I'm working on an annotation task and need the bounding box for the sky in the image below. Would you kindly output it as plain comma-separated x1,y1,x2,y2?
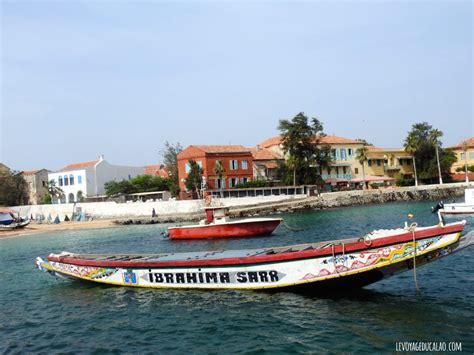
1,0,472,171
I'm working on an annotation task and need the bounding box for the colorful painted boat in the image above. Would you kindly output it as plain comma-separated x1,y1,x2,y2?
35,220,473,292
432,188,474,215
167,207,281,239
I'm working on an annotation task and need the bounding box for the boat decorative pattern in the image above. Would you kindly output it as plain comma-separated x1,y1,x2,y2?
305,236,442,280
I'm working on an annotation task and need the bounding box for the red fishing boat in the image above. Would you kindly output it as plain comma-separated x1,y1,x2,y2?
167,207,281,240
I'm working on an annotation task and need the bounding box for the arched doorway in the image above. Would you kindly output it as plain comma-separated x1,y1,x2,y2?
68,193,75,203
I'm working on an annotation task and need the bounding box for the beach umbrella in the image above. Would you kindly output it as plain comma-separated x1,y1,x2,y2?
64,215,70,222
53,215,60,224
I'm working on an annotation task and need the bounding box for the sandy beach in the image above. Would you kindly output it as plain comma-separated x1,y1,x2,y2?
0,219,117,239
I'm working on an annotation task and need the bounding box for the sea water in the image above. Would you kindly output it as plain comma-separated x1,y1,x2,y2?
1,201,473,353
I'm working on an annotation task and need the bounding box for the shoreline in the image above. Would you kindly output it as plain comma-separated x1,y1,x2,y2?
2,183,472,239
0,219,117,239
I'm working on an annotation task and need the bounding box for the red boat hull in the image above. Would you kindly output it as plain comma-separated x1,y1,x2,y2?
168,219,281,239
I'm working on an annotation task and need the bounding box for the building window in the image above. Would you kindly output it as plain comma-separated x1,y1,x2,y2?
229,177,238,187
242,177,248,184
58,176,63,186
355,168,359,174
340,149,346,161
63,175,69,186
78,175,82,184
197,161,203,168
242,160,248,170
42,181,46,187
460,152,465,160
377,160,381,166
69,174,74,185
128,174,132,180
185,163,191,173
331,149,336,160
230,160,238,170
469,152,474,160
217,178,226,189
368,160,372,167
348,148,353,157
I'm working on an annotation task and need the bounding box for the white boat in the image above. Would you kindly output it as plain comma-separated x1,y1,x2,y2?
433,188,474,215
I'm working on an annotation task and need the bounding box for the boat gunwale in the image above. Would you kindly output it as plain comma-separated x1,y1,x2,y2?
167,218,282,230
47,222,465,268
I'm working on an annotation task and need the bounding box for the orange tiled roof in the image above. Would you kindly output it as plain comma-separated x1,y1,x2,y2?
192,145,251,153
451,137,474,149
259,134,361,148
61,160,99,171
319,134,360,145
21,170,39,176
250,147,283,160
145,165,170,177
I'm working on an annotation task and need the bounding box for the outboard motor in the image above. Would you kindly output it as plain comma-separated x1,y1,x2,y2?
431,201,444,213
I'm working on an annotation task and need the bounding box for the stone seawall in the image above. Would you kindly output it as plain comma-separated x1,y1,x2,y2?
229,183,472,217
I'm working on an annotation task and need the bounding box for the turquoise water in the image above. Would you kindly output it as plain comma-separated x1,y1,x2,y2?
1,201,473,353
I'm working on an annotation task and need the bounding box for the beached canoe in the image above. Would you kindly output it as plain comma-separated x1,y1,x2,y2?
35,220,472,292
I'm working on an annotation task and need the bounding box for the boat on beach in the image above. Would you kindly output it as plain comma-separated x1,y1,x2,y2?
167,206,282,239
0,209,30,231
432,188,474,215
35,219,473,292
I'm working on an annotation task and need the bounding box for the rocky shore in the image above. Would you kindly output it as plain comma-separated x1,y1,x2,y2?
114,183,471,225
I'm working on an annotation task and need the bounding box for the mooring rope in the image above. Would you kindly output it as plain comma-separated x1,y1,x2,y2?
409,222,421,293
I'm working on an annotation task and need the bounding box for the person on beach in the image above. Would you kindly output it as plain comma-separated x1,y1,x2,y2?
152,208,157,218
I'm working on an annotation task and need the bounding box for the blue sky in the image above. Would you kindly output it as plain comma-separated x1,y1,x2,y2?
1,1,472,171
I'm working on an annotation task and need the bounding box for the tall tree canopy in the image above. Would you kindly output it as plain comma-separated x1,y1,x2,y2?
278,112,331,185
404,122,456,183
160,141,182,197
184,160,203,198
0,169,28,206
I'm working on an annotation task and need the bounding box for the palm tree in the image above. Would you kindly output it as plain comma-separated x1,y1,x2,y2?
429,129,443,184
404,134,419,187
214,160,225,197
461,140,469,183
47,179,63,204
355,145,369,190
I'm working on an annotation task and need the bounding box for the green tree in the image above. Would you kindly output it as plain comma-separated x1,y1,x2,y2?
160,141,182,197
104,180,135,197
404,134,419,186
214,160,225,197
355,145,369,190
45,179,64,204
429,128,443,184
278,112,331,186
184,160,203,198
404,122,455,184
0,169,29,206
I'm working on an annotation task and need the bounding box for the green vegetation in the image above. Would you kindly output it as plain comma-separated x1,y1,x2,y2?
355,144,369,190
160,141,182,197
234,180,268,189
184,160,203,198
396,177,416,187
0,169,28,206
105,175,170,197
456,165,474,173
277,112,332,186
404,122,456,184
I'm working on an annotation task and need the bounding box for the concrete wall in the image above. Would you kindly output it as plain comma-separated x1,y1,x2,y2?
11,194,307,220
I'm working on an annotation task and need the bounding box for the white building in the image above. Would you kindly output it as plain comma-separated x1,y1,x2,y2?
48,156,145,203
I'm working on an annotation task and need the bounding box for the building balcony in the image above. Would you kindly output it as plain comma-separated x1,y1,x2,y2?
321,173,352,180
384,165,401,171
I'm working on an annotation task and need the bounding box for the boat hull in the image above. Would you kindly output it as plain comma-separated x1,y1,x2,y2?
168,219,281,239
36,228,473,292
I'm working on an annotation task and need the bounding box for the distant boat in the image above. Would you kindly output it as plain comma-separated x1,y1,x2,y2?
0,209,30,230
35,220,472,292
167,207,281,240
432,188,474,215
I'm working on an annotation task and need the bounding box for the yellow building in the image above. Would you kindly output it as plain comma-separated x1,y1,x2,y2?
449,137,474,173
365,147,415,180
